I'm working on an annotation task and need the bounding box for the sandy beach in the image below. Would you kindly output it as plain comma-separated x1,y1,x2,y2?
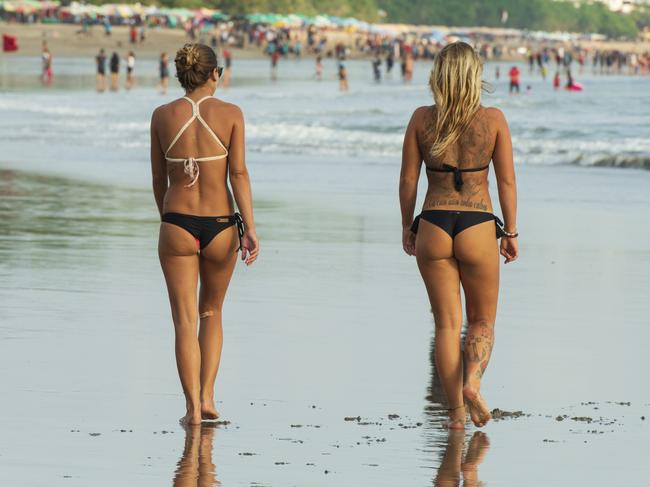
1,49,649,485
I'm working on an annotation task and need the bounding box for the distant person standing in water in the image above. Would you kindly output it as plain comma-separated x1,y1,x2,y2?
96,48,107,92
270,49,280,81
150,43,259,425
372,55,382,82
386,52,394,78
41,41,53,85
508,65,520,94
221,48,232,88
338,60,348,91
553,71,561,89
109,52,120,91
160,52,170,94
400,42,518,430
404,51,414,82
315,55,323,80
126,51,135,90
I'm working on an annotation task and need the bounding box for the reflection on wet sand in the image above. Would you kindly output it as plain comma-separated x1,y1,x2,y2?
434,431,490,487
426,334,491,486
173,424,219,487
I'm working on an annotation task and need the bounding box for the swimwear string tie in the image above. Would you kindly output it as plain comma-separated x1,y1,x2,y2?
442,163,464,191
183,157,200,188
494,216,506,239
233,212,245,251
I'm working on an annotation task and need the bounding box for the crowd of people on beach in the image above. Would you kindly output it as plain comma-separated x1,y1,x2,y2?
28,15,650,94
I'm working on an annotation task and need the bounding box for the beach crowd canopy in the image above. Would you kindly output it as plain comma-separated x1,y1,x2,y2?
0,0,611,43
0,1,376,31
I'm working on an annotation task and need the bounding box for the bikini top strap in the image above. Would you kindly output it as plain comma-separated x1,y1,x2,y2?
425,163,490,191
425,163,490,173
164,96,228,158
460,164,491,173
194,96,228,154
164,97,199,157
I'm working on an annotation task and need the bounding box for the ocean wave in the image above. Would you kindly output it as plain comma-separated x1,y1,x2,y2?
592,156,650,169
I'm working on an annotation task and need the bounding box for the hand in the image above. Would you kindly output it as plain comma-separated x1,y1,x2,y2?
403,227,416,256
500,237,518,264
240,230,259,266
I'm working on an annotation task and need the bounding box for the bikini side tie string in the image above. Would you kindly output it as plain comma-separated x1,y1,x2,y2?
233,212,245,251
183,157,200,188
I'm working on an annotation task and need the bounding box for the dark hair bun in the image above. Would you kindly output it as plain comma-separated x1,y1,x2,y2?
174,43,218,92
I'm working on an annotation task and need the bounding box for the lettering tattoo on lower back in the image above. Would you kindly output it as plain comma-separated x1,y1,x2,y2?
424,197,488,211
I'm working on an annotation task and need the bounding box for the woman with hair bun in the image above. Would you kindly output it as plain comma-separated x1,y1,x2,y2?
399,42,518,430
150,43,259,425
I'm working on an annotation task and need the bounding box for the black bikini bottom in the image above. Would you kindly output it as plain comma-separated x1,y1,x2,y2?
161,212,244,250
411,210,505,239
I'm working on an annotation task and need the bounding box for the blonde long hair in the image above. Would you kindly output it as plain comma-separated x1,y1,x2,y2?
427,42,484,158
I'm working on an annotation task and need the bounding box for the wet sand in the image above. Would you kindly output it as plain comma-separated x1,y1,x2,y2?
0,160,649,485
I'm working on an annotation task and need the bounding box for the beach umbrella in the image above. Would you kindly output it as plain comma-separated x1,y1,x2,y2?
7,0,41,14
312,15,332,27
1,1,16,12
116,5,134,18
97,4,116,17
197,7,214,19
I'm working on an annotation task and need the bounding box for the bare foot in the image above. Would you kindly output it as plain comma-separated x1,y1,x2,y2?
463,385,491,427
447,405,466,430
179,410,202,426
201,400,220,421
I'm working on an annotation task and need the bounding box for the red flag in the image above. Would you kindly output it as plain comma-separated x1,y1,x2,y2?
3,34,18,52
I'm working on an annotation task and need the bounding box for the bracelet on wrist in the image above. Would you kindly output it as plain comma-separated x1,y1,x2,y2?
503,230,518,238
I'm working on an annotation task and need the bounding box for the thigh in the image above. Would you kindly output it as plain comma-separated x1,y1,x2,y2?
416,222,461,322
159,223,200,324
198,225,238,310
454,221,499,321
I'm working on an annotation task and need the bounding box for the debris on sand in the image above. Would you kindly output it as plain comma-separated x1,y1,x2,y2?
239,452,257,456
89,432,101,437
490,408,527,420
387,414,400,420
344,416,361,422
570,416,593,423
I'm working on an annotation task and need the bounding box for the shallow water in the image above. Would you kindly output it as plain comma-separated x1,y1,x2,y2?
1,57,649,485
1,56,650,170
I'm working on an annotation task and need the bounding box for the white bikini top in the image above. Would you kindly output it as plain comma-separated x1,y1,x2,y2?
165,96,228,188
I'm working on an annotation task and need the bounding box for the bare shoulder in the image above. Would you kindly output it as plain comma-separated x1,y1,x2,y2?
484,106,508,126
412,105,433,122
150,103,165,121
205,99,244,122
151,100,176,122
407,105,433,135
150,103,170,131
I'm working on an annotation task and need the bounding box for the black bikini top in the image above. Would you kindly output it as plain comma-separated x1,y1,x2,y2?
426,163,490,191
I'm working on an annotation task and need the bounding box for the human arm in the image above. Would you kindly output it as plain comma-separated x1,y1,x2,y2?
490,108,518,263
150,108,168,217
228,106,259,266
399,107,425,256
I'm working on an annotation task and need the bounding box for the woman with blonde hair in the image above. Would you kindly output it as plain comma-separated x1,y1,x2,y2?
150,43,259,425
399,42,518,429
